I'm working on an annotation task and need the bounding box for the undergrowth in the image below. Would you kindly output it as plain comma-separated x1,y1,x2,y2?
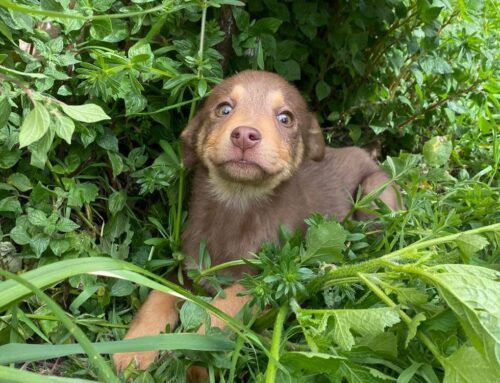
0,0,499,382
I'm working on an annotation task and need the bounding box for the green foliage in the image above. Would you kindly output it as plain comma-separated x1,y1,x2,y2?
0,0,499,382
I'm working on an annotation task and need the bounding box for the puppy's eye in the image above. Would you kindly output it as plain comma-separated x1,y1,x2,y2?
277,112,294,126
216,103,233,117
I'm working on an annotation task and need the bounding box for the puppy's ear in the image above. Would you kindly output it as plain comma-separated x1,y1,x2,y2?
306,114,325,161
180,112,202,168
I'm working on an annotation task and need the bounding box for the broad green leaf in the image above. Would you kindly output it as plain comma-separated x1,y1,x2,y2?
108,151,124,177
443,346,499,383
19,102,50,148
333,360,394,382
27,208,49,226
298,307,400,351
108,190,127,215
0,196,21,214
180,300,209,331
10,226,31,245
60,103,110,123
455,234,489,259
29,130,54,169
56,217,80,233
423,136,452,167
53,112,75,144
281,352,346,375
7,173,32,192
29,233,50,257
0,148,21,169
315,80,331,101
0,334,234,364
423,265,500,374
67,183,99,208
305,220,347,264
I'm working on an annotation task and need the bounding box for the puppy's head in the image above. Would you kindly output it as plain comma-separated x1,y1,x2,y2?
182,70,325,205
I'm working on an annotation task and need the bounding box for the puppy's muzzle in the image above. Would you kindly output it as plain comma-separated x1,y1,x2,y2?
230,126,262,151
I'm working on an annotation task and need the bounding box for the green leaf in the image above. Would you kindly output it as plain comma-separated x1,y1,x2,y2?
397,362,423,383
405,312,426,347
305,220,347,264
29,233,50,257
334,360,394,382
10,226,31,245
455,234,489,259
281,352,346,374
315,80,331,101
27,208,49,226
0,334,234,364
0,96,11,128
67,183,99,208
298,307,400,351
60,103,110,123
0,196,21,214
7,173,32,192
107,151,124,178
274,59,301,81
180,300,209,331
443,346,499,383
110,279,134,297
423,136,452,167
19,102,50,148
56,217,80,233
108,191,127,216
53,112,75,144
0,366,95,383
423,265,500,374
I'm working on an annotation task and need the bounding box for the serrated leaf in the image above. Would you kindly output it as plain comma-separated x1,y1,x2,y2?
305,220,347,264
56,217,80,233
443,346,499,383
334,360,394,382
19,103,50,148
67,183,99,208
424,265,500,374
27,208,48,226
29,233,50,257
180,300,209,331
108,190,127,216
405,312,426,347
7,173,32,192
60,103,110,123
299,307,400,351
53,112,75,144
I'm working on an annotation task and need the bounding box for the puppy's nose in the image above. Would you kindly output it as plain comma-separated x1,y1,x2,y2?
230,126,261,150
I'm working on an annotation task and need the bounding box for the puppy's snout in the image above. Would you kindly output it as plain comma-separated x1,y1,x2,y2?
230,126,261,150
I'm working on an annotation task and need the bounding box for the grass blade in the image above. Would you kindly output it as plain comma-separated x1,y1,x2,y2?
0,366,97,383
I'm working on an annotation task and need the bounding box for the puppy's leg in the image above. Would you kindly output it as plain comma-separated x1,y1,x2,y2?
356,170,399,220
113,290,180,371
187,284,251,383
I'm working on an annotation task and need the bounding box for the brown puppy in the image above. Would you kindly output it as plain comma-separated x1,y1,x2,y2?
113,71,398,374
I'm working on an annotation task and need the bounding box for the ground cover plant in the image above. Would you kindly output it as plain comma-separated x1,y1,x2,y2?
0,0,499,382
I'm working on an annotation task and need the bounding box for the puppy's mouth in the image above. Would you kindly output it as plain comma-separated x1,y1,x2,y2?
217,158,269,183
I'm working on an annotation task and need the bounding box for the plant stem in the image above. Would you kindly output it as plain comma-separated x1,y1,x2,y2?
310,222,500,291
0,269,120,383
264,304,288,383
358,273,444,363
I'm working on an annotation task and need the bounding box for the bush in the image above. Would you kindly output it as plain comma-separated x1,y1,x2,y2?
0,0,498,382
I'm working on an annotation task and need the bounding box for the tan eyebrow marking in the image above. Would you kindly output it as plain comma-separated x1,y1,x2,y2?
230,85,245,100
270,90,285,109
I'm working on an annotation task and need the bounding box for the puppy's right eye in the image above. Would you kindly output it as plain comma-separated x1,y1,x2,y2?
216,103,233,117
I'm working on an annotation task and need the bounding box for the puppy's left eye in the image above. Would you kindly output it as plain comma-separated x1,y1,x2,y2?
277,112,294,126
216,103,233,117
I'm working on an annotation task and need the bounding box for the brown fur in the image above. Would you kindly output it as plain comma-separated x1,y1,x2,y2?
113,71,399,380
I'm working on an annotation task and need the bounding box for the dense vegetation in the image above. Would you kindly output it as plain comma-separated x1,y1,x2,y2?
0,0,499,382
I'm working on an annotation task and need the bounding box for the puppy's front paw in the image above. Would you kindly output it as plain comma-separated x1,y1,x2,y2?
113,350,158,372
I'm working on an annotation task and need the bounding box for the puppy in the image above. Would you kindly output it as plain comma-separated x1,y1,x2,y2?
113,71,398,375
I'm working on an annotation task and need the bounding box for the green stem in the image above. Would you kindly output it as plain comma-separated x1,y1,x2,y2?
358,273,444,363
310,222,500,291
174,153,185,250
0,0,168,20
0,269,120,383
265,304,288,383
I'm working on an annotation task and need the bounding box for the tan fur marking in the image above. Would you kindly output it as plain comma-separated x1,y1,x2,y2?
230,84,245,101
269,90,285,110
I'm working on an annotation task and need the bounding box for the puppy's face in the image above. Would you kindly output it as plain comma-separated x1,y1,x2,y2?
182,71,325,203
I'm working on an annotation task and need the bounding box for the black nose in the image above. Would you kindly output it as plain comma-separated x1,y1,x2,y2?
230,126,262,150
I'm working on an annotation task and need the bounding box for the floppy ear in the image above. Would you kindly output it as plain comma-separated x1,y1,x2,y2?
306,114,325,161
180,112,202,168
